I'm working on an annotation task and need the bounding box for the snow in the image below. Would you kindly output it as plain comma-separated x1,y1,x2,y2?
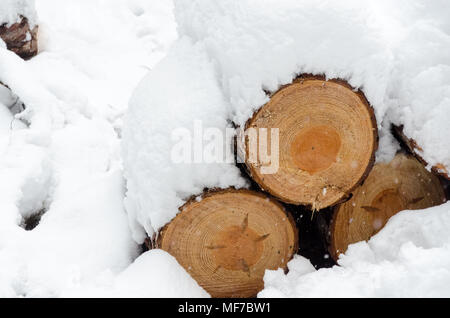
0,0,201,297
0,0,37,27
260,202,450,298
63,250,210,298
1,0,450,297
122,38,247,240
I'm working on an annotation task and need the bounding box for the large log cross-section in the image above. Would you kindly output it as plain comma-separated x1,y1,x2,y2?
242,75,378,210
159,189,298,298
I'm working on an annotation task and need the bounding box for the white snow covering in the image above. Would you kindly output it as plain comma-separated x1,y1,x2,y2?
0,0,37,27
0,0,209,298
260,202,450,298
1,0,449,297
63,250,209,298
122,38,247,241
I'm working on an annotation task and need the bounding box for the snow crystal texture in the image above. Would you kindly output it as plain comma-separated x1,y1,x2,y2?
0,0,37,26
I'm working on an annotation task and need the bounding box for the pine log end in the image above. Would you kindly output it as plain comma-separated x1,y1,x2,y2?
159,189,298,298
330,154,446,261
243,75,378,210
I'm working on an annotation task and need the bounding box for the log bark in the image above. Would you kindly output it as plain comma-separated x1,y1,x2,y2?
329,153,446,261
158,188,298,298
0,81,15,107
241,75,378,210
0,17,38,60
393,125,450,180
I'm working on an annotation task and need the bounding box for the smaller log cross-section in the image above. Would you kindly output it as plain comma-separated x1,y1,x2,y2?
330,154,446,261
159,189,298,298
244,75,378,210
0,17,38,60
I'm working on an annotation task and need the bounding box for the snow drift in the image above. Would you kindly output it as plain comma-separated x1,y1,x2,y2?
0,0,188,297
260,202,450,297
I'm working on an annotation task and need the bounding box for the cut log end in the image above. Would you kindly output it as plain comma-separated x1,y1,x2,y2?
159,189,298,298
330,154,446,261
0,17,38,60
243,75,378,210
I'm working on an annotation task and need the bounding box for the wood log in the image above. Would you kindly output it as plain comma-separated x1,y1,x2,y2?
393,125,450,180
329,153,446,261
158,189,298,298
242,75,378,210
0,17,38,60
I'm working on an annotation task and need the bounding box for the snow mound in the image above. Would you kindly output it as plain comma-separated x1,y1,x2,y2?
64,250,209,298
0,0,37,26
0,0,177,297
123,38,247,241
260,202,450,298
123,0,450,239
110,250,209,298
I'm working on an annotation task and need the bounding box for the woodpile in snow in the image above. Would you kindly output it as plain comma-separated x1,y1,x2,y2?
159,75,448,298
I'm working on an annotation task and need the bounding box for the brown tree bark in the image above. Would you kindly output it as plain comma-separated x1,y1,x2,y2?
0,17,38,60
393,125,450,180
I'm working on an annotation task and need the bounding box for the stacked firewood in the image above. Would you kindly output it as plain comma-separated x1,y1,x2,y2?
158,75,447,297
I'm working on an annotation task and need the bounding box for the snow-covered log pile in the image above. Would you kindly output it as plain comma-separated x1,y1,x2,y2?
123,0,450,297
0,0,38,59
1,0,450,299
124,0,450,238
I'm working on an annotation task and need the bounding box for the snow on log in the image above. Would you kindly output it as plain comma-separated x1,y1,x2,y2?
158,189,298,298
329,153,446,261
0,17,38,60
393,125,450,180
0,81,14,107
242,75,378,210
